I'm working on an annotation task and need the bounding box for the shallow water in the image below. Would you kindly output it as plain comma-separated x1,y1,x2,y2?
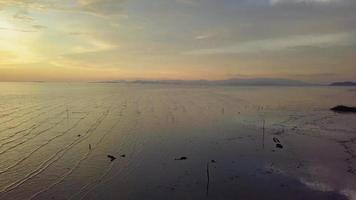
0,83,355,200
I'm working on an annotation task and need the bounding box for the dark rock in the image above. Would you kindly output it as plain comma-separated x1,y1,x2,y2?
175,156,187,160
107,155,116,162
276,144,283,149
121,154,126,158
331,105,356,114
211,160,216,163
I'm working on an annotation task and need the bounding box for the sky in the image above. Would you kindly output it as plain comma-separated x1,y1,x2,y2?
0,0,355,82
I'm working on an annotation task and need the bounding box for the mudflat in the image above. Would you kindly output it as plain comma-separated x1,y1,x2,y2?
0,83,355,200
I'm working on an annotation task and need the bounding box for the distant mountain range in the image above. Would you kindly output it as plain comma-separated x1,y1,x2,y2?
97,79,356,87
329,82,356,86
99,78,315,86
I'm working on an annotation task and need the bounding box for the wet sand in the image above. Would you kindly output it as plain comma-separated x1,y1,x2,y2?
0,83,355,200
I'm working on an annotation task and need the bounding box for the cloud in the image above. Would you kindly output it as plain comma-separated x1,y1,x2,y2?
0,0,50,10
268,0,356,7
186,32,355,55
0,0,128,16
175,0,200,6
67,31,92,36
195,34,213,40
0,0,355,81
0,26,37,33
76,0,128,16
32,24,46,30
0,51,18,64
13,9,34,21
270,0,341,5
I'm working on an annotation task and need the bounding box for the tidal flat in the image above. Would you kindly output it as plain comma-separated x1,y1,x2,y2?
0,83,355,200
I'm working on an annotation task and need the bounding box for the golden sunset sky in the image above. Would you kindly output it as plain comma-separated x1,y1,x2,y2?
0,0,355,82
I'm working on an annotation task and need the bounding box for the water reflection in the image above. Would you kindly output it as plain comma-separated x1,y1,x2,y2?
0,83,355,200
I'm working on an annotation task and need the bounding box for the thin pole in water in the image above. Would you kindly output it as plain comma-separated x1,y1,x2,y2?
66,105,69,123
206,162,210,197
262,119,265,149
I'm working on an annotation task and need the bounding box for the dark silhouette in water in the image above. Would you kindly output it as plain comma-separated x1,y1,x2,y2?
273,137,284,149
174,157,187,160
331,105,356,113
273,137,280,143
107,155,116,162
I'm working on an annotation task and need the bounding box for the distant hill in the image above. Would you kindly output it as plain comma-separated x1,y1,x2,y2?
330,82,356,86
211,78,312,86
99,78,314,86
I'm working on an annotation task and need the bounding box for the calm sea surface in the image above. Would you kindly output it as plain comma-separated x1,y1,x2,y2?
0,82,355,200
